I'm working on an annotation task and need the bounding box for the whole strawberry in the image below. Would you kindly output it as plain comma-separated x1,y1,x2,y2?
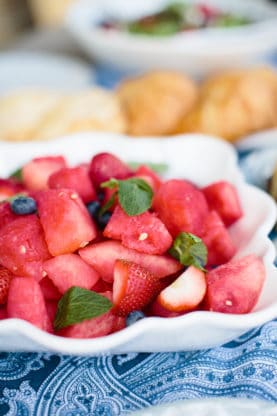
0,266,12,304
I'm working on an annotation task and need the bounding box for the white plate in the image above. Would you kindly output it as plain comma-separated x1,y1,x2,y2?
131,398,277,416
0,51,94,95
65,0,277,77
0,133,276,355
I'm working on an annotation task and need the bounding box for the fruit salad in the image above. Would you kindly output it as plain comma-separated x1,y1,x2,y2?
0,152,265,339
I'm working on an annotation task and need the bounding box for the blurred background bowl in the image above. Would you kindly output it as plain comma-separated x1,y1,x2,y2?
65,0,277,78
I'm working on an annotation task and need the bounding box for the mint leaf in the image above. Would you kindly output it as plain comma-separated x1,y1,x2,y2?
54,287,113,330
128,161,168,174
169,232,207,271
9,168,23,181
100,177,153,216
118,178,153,216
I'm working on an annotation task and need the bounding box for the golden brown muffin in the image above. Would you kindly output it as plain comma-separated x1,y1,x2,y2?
117,70,198,136
0,87,127,142
34,88,127,140
176,67,277,142
0,89,62,142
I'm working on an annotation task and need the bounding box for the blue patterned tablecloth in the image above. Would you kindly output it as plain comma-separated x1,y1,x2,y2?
1,61,277,416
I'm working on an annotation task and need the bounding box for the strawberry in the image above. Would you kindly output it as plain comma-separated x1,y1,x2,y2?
0,266,12,304
157,266,207,312
89,152,132,189
0,178,25,202
113,260,161,316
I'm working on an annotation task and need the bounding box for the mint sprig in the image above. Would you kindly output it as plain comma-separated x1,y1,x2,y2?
54,287,113,330
169,232,207,271
101,177,153,216
9,167,23,181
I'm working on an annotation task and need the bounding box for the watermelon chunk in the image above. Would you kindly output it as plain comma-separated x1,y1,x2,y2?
40,276,61,301
153,179,209,238
35,189,97,256
103,205,173,255
56,291,120,338
202,181,243,226
48,165,97,203
43,253,100,294
0,178,26,202
204,254,266,314
202,211,236,267
89,152,132,189
0,307,7,320
0,215,51,279
0,202,18,230
79,240,182,283
22,156,67,191
7,277,52,331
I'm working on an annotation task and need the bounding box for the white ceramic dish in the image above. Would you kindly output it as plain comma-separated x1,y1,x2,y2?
0,133,276,355
65,0,277,77
0,51,94,95
131,398,277,416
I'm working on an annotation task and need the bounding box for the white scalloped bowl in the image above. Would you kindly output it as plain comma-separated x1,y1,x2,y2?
0,133,276,355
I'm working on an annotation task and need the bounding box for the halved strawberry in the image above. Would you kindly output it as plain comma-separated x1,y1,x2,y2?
89,152,132,189
0,178,25,202
79,240,182,283
157,266,207,312
148,299,182,318
22,156,67,191
103,205,173,255
113,260,161,316
48,165,97,203
0,266,12,305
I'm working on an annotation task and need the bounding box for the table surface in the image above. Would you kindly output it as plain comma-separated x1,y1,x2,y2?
1,39,277,415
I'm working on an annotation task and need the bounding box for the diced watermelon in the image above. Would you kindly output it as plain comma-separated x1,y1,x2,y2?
0,307,7,319
91,278,113,293
153,179,209,237
40,276,61,301
56,291,118,338
46,300,58,323
22,156,67,191
202,181,243,227
202,211,236,267
43,253,100,294
148,299,182,318
134,165,162,193
103,205,173,255
7,277,52,332
89,152,132,189
0,215,51,279
204,254,266,314
79,240,182,283
0,202,18,230
35,189,97,256
48,165,97,203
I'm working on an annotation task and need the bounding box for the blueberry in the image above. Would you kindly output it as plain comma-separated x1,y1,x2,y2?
97,211,112,230
97,191,105,202
126,311,145,327
86,200,101,220
10,196,37,215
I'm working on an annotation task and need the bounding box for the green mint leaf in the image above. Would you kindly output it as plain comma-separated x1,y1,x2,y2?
54,286,113,330
127,161,168,174
118,178,153,216
101,178,119,189
99,191,117,216
9,168,23,181
169,232,207,271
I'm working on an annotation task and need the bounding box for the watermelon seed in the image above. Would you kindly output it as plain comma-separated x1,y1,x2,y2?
70,193,78,200
138,232,148,241
79,241,89,248
19,245,26,254
225,300,233,306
